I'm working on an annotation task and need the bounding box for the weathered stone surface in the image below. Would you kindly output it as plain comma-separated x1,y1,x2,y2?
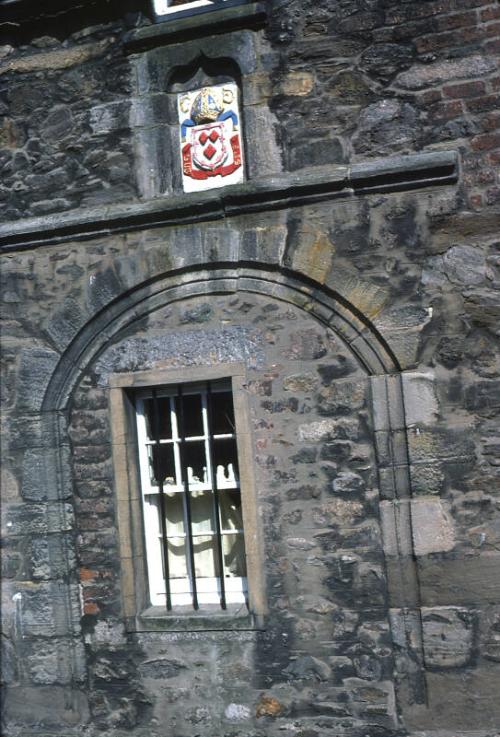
283,372,317,393
423,245,487,287
46,298,87,351
89,100,130,135
255,694,284,718
284,655,331,681
4,502,74,536
41,104,73,140
332,471,366,495
1,634,18,685
408,427,475,463
422,607,475,669
411,498,456,555
3,685,89,728
482,610,500,663
2,2,500,735
22,446,72,501
401,371,439,427
317,380,367,416
422,667,500,730
3,582,82,644
420,554,500,606
313,498,364,526
1,467,20,502
298,418,344,442
394,55,497,91
279,71,314,96
30,534,76,579
0,39,113,75
138,659,186,679
224,702,252,721
326,71,374,106
464,289,500,333
94,326,265,380
16,348,59,412
353,100,420,155
360,43,415,83
24,637,86,685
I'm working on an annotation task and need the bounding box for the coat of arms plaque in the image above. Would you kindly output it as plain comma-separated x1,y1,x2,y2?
178,83,244,193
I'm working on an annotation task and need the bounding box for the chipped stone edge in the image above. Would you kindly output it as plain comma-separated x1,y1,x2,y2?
0,150,458,252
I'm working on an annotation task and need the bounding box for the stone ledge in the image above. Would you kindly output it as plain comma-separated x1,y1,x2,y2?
128,604,264,632
0,150,458,253
124,2,267,51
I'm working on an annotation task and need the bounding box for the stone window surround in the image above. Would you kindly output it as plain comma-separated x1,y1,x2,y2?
109,362,267,632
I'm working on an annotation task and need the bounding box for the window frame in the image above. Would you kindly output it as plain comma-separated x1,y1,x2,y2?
135,381,247,609
152,0,248,22
109,363,266,631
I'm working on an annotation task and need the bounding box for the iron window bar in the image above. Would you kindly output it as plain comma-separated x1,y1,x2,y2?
205,381,227,610
176,385,199,610
150,389,172,611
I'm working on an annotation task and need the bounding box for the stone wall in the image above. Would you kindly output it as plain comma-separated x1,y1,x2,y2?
1,1,500,736
69,291,397,736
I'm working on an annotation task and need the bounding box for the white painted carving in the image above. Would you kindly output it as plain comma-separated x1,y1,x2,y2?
177,83,245,193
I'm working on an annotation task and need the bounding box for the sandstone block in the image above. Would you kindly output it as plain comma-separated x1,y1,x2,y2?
411,498,456,555
422,607,476,668
16,348,59,412
394,55,497,90
255,694,284,717
280,71,314,97
401,371,439,426
0,38,112,75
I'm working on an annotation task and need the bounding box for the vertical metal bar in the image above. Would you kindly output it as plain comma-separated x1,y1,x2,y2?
151,389,172,611
176,386,199,610
205,382,227,610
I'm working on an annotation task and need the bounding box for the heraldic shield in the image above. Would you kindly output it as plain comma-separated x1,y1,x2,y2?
178,83,244,193
192,122,228,171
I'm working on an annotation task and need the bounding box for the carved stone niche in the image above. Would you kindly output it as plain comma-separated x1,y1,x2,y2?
129,30,282,199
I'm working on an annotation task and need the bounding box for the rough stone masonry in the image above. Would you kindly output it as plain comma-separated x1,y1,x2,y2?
1,1,499,737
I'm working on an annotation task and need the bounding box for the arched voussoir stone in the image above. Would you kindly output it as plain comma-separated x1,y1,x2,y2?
42,263,401,412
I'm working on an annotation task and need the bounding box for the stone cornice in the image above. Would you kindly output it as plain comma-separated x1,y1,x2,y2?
0,150,458,253
123,2,267,51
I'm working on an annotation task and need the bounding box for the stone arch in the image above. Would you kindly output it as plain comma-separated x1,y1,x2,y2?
42,263,400,413
39,263,426,710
